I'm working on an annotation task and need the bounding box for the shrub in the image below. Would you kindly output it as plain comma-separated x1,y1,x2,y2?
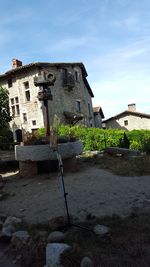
129,141,143,151
37,126,150,153
143,138,150,154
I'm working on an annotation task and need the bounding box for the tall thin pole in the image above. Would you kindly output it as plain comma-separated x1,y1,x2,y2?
44,99,50,136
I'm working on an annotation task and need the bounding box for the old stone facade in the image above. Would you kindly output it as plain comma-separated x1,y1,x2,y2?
0,60,95,140
93,106,105,128
103,104,150,130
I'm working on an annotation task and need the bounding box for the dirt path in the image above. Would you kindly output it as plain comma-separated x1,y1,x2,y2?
1,162,150,224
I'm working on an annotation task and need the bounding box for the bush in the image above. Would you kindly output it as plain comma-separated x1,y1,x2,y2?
37,125,150,153
129,141,143,151
143,138,150,154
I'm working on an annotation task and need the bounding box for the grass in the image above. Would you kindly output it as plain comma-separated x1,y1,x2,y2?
61,213,150,267
81,153,150,176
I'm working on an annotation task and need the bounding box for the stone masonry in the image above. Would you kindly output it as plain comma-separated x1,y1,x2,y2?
0,60,95,140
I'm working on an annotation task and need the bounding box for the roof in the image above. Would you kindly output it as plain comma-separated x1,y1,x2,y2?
0,62,88,77
93,106,105,118
0,61,94,97
103,110,150,123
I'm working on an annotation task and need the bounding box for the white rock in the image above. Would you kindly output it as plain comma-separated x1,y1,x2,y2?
46,243,71,267
2,225,15,235
81,257,94,267
93,224,109,236
47,231,65,243
3,216,22,228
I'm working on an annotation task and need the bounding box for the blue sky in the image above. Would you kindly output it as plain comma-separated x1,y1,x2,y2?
0,0,150,118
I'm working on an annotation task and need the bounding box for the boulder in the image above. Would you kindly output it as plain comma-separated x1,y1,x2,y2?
46,243,71,267
47,231,65,243
3,216,22,228
81,257,94,267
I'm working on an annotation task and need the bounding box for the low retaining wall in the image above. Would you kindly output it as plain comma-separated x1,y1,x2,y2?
15,141,83,161
15,141,83,176
105,147,141,156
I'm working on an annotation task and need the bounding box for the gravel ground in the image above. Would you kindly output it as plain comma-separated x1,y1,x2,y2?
1,162,150,224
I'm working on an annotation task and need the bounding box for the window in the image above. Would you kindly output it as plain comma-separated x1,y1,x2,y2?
32,120,36,125
124,120,128,126
24,81,29,89
25,90,30,101
11,98,14,105
32,129,38,134
24,81,30,101
23,113,27,123
16,105,20,115
61,68,75,89
61,68,68,86
8,78,12,88
75,70,80,81
15,97,19,103
88,102,91,116
12,106,15,116
76,100,81,113
10,97,20,116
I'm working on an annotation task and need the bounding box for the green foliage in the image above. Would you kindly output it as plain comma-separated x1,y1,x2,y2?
119,132,130,148
129,140,143,151
0,86,11,129
37,125,150,154
0,125,13,150
143,138,150,154
38,127,46,137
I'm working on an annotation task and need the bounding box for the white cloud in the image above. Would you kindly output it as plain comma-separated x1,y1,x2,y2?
44,36,96,52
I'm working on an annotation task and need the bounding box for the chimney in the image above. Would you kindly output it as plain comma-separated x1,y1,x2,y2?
12,59,22,69
128,103,136,112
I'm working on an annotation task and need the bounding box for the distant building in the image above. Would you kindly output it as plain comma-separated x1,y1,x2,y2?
0,59,96,141
93,106,105,128
103,104,150,130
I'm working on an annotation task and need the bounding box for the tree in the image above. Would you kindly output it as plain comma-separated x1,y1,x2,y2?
0,86,12,129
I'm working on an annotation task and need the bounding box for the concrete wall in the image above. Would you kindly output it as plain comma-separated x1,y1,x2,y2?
0,64,94,139
105,114,150,130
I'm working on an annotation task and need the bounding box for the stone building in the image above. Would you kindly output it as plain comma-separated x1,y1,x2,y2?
93,106,105,128
0,59,95,140
103,104,150,130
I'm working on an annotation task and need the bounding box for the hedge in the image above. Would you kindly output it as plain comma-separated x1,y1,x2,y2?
38,126,150,153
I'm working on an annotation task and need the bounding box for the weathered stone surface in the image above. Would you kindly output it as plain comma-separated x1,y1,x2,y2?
80,257,94,267
47,231,65,243
11,231,30,249
46,243,71,267
105,147,141,156
3,216,22,228
15,141,83,161
93,224,109,236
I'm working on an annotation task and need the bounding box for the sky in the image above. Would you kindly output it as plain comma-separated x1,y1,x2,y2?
0,0,150,119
